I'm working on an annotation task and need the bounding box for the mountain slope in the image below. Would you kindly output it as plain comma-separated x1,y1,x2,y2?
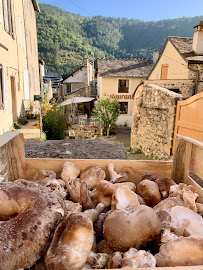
36,4,202,74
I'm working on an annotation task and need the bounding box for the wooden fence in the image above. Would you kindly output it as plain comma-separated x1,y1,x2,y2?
173,92,203,153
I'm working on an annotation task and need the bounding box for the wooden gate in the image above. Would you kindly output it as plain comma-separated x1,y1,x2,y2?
173,92,203,153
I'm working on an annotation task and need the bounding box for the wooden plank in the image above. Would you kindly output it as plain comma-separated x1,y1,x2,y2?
25,158,173,185
176,134,203,147
186,175,203,203
177,121,203,132
171,137,192,183
0,131,26,181
190,144,203,180
110,266,203,270
110,267,203,270
173,92,203,154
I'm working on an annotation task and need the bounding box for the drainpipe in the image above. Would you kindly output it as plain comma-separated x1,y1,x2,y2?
188,64,199,95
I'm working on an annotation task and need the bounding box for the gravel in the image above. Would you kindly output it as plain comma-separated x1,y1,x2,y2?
24,139,127,160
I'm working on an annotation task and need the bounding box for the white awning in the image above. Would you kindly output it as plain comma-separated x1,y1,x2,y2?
60,97,95,106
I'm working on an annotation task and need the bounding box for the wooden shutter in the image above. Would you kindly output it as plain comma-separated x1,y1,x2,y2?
23,70,30,100
0,0,2,24
19,16,23,48
10,0,16,39
3,0,9,32
161,64,168,80
2,64,7,109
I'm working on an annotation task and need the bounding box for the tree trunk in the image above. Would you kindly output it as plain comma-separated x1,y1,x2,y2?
107,127,110,137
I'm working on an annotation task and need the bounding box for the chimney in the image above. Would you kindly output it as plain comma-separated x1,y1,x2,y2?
153,50,159,64
83,58,88,66
193,21,203,55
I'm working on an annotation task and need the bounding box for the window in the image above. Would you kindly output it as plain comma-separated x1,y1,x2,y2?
119,102,128,114
32,67,35,91
169,89,180,94
0,68,3,109
23,70,30,100
3,0,15,39
66,84,71,94
118,79,129,93
161,64,168,80
0,64,7,109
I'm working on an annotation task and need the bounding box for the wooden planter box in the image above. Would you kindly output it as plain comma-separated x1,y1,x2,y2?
0,131,203,270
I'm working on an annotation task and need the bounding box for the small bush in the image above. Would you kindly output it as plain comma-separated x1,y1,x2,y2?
42,108,68,140
128,148,144,154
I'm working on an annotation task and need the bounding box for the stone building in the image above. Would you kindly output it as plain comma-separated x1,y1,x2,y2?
60,58,95,101
0,0,40,134
147,21,203,98
96,58,154,127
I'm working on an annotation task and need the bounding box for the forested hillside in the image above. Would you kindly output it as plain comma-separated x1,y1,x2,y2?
36,4,202,74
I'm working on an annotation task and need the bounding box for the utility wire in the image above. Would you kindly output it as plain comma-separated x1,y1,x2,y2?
162,54,187,67
68,0,94,17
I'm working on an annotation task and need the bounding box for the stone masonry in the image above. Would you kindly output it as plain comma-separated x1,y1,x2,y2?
131,84,184,159
146,79,195,98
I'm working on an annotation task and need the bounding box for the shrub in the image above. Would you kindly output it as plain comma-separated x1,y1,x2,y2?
42,108,68,140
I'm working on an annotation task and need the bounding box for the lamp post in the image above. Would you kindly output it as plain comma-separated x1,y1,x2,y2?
91,52,94,82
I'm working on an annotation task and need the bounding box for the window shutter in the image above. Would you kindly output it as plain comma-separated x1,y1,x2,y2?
3,0,9,32
2,64,7,109
0,0,2,24
23,70,30,100
161,64,169,80
10,0,16,39
19,16,23,48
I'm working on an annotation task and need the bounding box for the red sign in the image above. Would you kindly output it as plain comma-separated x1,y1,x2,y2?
106,94,133,99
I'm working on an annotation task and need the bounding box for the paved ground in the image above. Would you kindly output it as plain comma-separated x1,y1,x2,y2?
19,120,154,160
19,119,40,141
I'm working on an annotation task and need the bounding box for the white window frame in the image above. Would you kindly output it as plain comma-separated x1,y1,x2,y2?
3,0,15,39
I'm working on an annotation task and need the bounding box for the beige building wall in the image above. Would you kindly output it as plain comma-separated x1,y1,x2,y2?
23,0,40,108
0,0,40,134
148,41,189,80
98,76,143,127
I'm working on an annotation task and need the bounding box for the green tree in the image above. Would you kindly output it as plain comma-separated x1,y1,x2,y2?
93,97,120,137
42,108,68,140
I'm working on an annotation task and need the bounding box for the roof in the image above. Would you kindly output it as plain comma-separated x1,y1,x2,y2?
147,35,203,79
186,56,203,63
62,65,85,82
96,58,154,78
194,20,203,28
168,36,194,59
32,0,40,12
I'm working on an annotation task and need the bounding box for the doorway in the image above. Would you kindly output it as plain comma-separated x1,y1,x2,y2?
10,76,18,123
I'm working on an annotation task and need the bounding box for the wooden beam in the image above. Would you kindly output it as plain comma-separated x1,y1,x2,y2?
171,136,192,183
26,158,173,184
0,131,26,181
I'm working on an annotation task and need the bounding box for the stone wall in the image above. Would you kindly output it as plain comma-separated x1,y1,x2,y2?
131,84,184,159
69,125,100,139
188,63,203,93
146,79,195,98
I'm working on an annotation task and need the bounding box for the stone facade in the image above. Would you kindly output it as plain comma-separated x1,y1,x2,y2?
188,63,203,93
131,84,184,159
69,126,100,139
146,79,195,98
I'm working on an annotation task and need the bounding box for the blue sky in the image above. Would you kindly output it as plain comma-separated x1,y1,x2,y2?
38,0,203,21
